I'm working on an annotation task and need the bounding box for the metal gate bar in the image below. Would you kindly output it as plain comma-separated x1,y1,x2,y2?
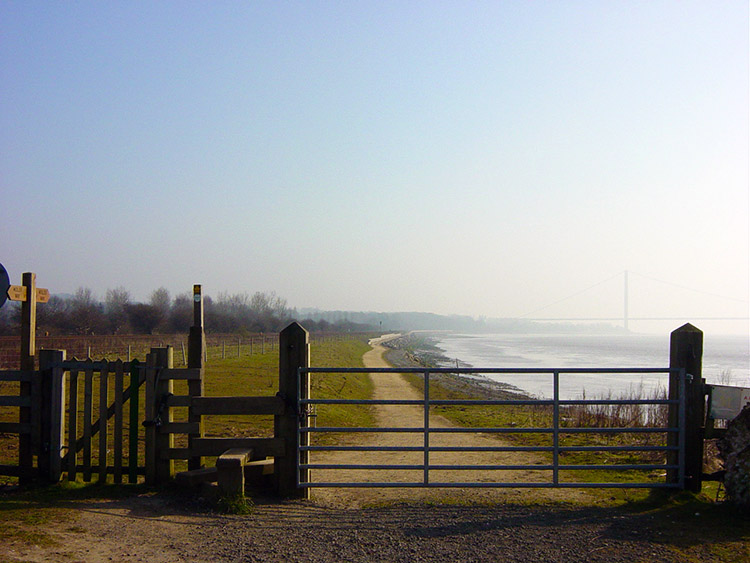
298,367,686,489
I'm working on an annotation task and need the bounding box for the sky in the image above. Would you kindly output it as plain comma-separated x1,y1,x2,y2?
1,1,748,335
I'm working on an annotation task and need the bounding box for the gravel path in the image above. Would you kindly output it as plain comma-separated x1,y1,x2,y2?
7,493,706,563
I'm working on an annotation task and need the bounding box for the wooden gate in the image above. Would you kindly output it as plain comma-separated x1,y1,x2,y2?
0,285,305,498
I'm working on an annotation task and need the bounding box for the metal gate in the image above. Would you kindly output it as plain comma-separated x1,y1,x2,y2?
297,367,686,490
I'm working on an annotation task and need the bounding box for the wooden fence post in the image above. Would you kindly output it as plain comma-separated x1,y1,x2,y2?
668,323,704,491
275,322,310,498
144,347,174,484
38,349,66,483
187,285,205,471
155,346,174,483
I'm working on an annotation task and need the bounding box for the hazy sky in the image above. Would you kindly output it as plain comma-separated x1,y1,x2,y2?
1,2,748,334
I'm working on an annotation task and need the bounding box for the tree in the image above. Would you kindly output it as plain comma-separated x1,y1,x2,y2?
105,287,131,334
128,303,162,334
169,293,193,333
69,287,104,334
149,287,170,332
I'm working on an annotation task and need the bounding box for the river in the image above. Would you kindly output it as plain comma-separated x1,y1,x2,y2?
430,332,750,400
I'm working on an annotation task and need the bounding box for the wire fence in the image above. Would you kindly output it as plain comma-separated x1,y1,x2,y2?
0,332,350,369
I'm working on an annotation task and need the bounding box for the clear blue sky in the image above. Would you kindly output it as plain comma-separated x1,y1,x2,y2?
1,1,748,334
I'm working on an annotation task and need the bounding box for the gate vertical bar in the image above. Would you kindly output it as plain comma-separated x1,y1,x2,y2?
553,370,560,486
424,370,430,487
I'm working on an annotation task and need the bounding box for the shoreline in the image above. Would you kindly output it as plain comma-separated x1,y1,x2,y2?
380,331,531,401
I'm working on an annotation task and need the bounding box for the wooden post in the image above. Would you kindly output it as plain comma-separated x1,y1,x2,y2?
275,322,309,498
128,360,140,484
38,349,66,483
154,347,174,483
98,362,109,482
668,323,704,491
144,351,157,484
18,273,36,483
187,285,205,471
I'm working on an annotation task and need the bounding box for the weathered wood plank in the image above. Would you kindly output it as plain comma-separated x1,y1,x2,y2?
175,466,218,486
19,273,36,485
192,437,285,458
276,322,309,498
144,353,156,484
0,464,38,478
191,395,285,416
48,352,66,483
159,422,201,434
83,364,94,482
155,348,175,483
113,360,124,484
0,371,32,382
128,360,141,484
98,363,109,482
160,368,202,381
68,369,79,481
166,395,191,407
0,422,31,433
0,396,31,407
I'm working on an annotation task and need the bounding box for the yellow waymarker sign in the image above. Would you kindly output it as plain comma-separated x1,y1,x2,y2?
7,285,50,303
7,285,27,301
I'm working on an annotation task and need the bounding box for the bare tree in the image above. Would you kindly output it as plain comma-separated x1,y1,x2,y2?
105,287,132,334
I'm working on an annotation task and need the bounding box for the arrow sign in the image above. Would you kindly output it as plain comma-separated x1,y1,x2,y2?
6,285,50,303
7,285,27,302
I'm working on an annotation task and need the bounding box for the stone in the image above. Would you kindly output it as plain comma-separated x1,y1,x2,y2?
718,404,750,508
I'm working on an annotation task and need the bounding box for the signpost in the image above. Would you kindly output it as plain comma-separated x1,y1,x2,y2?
1,267,51,484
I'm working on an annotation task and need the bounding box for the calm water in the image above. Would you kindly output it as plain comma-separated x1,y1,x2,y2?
432,333,750,400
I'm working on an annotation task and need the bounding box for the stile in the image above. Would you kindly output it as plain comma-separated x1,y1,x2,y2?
114,360,124,484
83,362,94,482
68,368,79,481
98,362,109,482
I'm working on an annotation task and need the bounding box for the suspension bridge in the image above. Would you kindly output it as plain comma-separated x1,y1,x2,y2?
520,270,749,331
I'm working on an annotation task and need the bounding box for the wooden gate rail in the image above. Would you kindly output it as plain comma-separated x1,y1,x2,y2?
0,370,35,479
